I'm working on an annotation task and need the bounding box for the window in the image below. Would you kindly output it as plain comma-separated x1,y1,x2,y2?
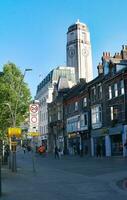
91,105,102,129
116,64,126,72
82,32,86,42
109,86,112,99
114,83,118,97
80,113,88,127
91,86,96,102
58,111,60,120
67,115,80,132
97,84,102,99
120,80,124,95
49,116,51,122
75,102,78,111
83,97,87,107
110,106,118,121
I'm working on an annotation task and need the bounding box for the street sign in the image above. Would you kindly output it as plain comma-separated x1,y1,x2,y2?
30,104,39,113
27,132,40,137
29,103,39,132
11,142,17,145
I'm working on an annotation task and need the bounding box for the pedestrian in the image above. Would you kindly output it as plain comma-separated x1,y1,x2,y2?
96,143,101,157
23,146,26,154
54,146,59,159
27,145,31,152
124,139,127,157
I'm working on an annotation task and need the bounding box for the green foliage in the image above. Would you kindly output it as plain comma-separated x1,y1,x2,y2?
0,62,32,139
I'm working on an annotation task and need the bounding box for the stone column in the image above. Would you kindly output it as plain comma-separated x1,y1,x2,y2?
91,137,94,156
105,135,111,157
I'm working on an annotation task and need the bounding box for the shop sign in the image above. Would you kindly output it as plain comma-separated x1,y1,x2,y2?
101,128,109,135
8,127,21,137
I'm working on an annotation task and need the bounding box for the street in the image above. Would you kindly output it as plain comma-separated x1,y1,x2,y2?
1,149,127,200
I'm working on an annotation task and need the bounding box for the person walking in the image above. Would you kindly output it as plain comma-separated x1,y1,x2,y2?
23,146,26,154
124,139,127,157
96,143,101,157
54,146,59,159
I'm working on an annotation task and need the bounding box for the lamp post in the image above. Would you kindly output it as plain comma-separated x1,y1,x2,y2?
12,68,32,172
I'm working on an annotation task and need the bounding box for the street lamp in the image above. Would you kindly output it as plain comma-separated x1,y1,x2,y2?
11,68,32,172
13,68,32,127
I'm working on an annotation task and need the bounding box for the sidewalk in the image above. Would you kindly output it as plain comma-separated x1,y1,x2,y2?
1,151,127,200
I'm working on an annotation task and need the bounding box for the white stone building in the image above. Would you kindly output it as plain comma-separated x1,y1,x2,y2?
66,20,93,83
35,66,75,149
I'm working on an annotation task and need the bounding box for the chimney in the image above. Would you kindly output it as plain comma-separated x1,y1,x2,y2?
97,63,104,76
121,45,127,59
114,52,121,59
102,51,111,62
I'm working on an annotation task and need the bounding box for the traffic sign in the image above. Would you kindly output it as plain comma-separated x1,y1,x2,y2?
29,103,39,133
30,104,39,113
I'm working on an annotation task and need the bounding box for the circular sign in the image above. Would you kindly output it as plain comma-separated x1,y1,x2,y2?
31,116,37,123
30,104,38,113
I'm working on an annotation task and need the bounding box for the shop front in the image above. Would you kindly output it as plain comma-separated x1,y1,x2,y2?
91,128,108,157
67,115,80,155
109,124,123,156
68,132,80,155
110,134,123,156
91,124,125,157
79,131,91,156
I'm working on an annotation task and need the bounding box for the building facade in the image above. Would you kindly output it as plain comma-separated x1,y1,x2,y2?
48,45,127,157
66,20,93,83
64,80,91,156
35,66,75,149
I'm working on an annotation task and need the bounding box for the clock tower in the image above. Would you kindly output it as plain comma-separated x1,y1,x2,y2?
66,20,93,83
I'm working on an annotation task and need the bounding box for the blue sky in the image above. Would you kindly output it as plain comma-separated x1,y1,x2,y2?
0,0,127,98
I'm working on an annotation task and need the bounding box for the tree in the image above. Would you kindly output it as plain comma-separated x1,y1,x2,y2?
0,62,32,139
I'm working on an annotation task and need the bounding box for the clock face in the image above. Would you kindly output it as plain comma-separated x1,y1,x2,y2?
82,48,89,56
68,47,75,58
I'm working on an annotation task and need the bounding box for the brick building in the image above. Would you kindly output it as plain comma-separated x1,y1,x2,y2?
48,45,127,157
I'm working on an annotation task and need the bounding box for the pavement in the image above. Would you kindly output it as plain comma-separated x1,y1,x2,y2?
1,149,127,200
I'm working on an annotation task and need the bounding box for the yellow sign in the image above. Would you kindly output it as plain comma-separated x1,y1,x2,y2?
27,132,40,137
11,141,17,146
8,127,21,137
